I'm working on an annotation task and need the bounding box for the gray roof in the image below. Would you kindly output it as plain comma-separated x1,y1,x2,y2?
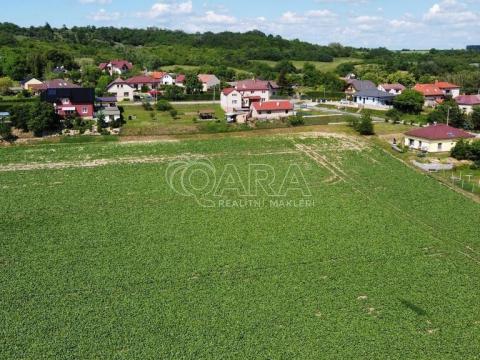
354,88,396,99
99,107,120,116
348,79,376,91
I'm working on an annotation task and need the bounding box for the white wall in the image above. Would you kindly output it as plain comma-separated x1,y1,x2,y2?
107,83,135,101
354,96,390,106
221,91,242,112
404,136,458,153
251,108,294,120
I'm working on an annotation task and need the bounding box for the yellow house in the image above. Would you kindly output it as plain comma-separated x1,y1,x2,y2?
23,78,43,91
404,124,475,153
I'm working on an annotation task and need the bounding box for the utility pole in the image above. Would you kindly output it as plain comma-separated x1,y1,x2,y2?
447,106,450,126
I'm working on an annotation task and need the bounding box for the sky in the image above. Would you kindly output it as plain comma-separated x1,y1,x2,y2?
1,0,480,49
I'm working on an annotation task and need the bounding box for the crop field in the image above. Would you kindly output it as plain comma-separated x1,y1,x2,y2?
1,133,480,359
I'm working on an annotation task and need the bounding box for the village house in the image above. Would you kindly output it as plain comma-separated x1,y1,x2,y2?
40,83,95,119
151,72,174,85
22,78,43,91
413,84,445,107
353,88,396,107
377,83,405,95
251,101,294,120
221,79,279,113
454,94,480,114
99,60,133,76
198,74,221,92
435,81,461,98
175,74,186,87
106,78,135,101
345,79,376,99
404,124,475,153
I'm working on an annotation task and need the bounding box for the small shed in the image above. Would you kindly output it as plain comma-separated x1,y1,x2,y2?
198,109,216,120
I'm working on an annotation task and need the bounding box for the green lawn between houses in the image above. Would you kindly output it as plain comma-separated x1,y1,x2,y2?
1,133,479,359
253,57,364,72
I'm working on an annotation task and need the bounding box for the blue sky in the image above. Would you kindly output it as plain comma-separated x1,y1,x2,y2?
1,0,480,49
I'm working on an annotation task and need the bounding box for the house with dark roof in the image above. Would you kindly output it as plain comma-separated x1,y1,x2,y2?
345,79,376,99
454,94,480,114
353,88,396,107
99,60,133,76
41,86,95,119
404,124,475,153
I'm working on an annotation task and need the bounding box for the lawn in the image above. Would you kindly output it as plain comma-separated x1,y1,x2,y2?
1,133,479,358
253,57,364,72
120,104,225,136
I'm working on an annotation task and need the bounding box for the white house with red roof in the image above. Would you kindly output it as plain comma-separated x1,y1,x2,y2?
435,81,461,98
220,79,279,112
454,94,480,114
414,81,461,107
404,123,474,153
251,101,294,120
151,72,174,85
99,60,133,76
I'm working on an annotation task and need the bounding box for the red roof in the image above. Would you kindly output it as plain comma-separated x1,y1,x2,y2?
175,74,185,83
126,75,160,85
252,101,293,111
405,124,474,140
413,84,444,97
455,94,480,106
236,79,272,91
151,71,169,80
99,60,133,71
222,87,236,95
198,74,216,83
435,81,460,89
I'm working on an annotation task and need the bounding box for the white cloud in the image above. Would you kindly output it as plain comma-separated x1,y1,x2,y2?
204,11,236,24
137,1,193,19
89,8,120,21
424,0,479,24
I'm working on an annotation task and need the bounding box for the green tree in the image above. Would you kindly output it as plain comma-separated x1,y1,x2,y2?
335,62,355,76
185,73,202,94
393,90,424,114
0,76,13,95
28,102,60,136
163,85,184,101
277,70,293,96
10,103,32,132
96,75,112,96
0,118,12,141
471,106,480,131
357,111,375,135
427,98,466,128
96,112,107,129
386,108,402,124
386,71,416,87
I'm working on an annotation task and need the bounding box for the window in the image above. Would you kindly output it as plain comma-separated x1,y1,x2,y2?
62,98,70,104
267,111,272,114
285,110,289,114
82,107,88,114
124,92,129,97
438,143,443,151
232,100,237,104
409,139,415,146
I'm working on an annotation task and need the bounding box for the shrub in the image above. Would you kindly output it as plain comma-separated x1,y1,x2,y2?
386,109,402,124
169,109,178,119
356,111,375,135
156,100,173,112
143,102,153,111
288,114,305,127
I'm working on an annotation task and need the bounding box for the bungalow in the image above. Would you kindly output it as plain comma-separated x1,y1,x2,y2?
151,72,174,85
23,78,43,91
251,101,294,120
353,89,396,107
41,86,95,119
106,78,135,102
98,107,121,123
198,74,220,92
377,83,405,95
345,79,376,99
454,94,480,114
99,60,133,76
413,84,445,107
404,124,475,153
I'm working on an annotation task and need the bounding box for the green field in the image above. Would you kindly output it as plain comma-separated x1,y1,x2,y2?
253,57,363,72
121,104,226,136
1,132,480,358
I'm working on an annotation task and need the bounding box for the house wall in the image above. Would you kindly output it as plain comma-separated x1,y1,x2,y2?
107,84,135,101
404,136,458,153
458,104,475,114
443,88,460,98
354,96,390,107
251,108,294,120
221,91,242,112
161,75,174,86
56,104,94,119
238,89,270,102
24,79,43,90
